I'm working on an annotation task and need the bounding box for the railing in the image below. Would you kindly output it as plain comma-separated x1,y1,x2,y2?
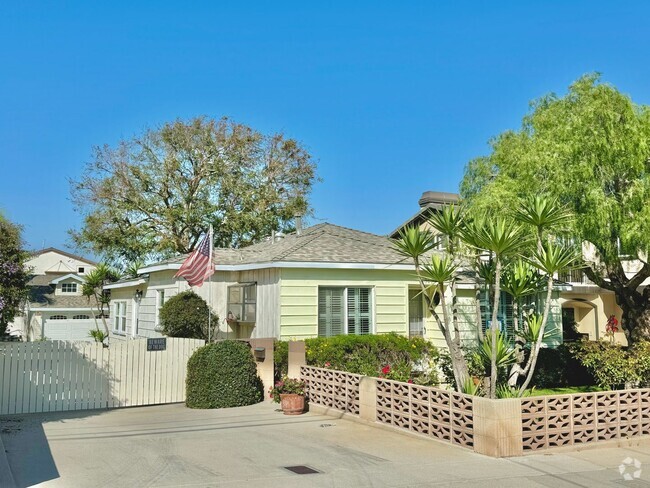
558,268,592,285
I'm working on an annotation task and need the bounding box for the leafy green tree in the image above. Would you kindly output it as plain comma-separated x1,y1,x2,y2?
461,74,650,344
70,116,318,263
159,290,218,341
0,215,29,337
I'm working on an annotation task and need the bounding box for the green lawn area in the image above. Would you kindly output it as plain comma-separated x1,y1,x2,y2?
529,386,602,396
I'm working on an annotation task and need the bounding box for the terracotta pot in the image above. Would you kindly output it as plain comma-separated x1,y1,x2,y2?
280,393,305,415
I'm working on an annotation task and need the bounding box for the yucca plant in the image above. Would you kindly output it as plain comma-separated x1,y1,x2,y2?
514,195,572,249
501,259,543,385
463,216,526,398
83,264,120,334
393,226,470,391
518,240,579,394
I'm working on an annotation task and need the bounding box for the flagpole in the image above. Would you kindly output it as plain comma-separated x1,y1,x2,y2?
208,224,214,343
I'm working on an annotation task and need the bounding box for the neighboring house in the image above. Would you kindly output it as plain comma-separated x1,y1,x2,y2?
9,248,98,341
557,247,641,346
105,214,564,349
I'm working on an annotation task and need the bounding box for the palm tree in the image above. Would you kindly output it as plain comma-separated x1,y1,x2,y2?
518,241,578,394
514,195,572,250
394,227,470,391
82,264,119,335
463,216,526,398
501,259,543,385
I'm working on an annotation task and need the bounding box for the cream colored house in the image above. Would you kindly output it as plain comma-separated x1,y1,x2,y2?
106,219,563,349
9,248,98,341
556,247,649,346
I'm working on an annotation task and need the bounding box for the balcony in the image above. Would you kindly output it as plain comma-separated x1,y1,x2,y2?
557,268,593,285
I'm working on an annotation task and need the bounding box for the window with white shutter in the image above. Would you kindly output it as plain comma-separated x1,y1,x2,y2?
347,287,372,335
318,287,372,337
318,288,344,337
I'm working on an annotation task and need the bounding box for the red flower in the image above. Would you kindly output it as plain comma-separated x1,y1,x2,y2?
381,365,390,374
324,362,331,368
408,379,413,384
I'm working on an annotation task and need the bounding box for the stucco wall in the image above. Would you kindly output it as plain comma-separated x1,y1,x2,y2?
28,251,95,275
560,291,625,346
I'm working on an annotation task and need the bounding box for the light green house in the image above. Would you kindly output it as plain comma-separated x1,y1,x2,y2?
106,220,563,350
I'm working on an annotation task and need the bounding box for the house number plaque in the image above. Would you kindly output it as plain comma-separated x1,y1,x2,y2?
147,338,167,351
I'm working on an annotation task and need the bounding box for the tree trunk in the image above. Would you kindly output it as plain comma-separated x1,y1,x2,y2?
439,286,470,389
519,275,554,394
621,302,650,345
489,259,502,399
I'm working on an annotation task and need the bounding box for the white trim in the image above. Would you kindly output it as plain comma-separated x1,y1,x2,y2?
104,278,147,290
139,261,415,274
49,273,86,285
30,307,94,312
131,297,139,338
113,300,128,333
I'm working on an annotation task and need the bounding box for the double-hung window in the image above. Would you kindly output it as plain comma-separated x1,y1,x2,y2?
227,284,257,322
113,301,127,333
318,287,372,337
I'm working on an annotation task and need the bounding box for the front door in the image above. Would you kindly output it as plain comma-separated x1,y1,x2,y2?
408,289,425,338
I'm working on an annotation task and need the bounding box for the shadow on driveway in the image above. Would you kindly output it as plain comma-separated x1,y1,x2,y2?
1,408,109,487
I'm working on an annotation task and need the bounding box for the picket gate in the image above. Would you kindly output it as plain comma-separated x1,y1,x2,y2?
0,338,205,415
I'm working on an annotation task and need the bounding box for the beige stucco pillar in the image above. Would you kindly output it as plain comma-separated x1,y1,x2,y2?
249,338,274,401
472,397,524,457
359,376,378,422
288,341,306,378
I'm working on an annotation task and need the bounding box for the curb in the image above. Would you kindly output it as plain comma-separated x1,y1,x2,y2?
0,430,17,488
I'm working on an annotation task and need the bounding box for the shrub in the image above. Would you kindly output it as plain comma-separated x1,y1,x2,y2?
274,340,289,381
570,340,650,390
186,340,263,408
530,344,595,388
305,333,439,385
439,346,485,389
160,290,218,341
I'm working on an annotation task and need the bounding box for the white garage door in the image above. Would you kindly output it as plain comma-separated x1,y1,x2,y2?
44,316,98,341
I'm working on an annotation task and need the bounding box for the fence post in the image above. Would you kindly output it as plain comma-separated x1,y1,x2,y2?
249,338,274,401
472,397,523,457
288,341,306,378
359,376,377,422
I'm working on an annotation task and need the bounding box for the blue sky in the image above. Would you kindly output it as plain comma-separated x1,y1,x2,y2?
1,1,649,253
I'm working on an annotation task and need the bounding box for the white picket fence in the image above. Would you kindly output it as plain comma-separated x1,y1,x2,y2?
0,338,205,415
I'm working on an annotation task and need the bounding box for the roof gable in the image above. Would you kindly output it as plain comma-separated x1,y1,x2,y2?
31,247,97,266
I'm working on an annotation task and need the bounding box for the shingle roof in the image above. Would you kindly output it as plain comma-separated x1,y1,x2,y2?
149,223,413,268
29,286,93,309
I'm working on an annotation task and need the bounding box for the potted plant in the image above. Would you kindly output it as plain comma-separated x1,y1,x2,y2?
269,376,306,415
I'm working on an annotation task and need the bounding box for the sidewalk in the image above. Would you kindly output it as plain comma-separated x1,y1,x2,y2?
1,402,649,487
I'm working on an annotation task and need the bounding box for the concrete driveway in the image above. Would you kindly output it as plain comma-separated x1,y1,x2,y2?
1,402,650,487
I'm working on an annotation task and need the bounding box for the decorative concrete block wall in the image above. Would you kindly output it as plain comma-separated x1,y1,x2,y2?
291,344,650,458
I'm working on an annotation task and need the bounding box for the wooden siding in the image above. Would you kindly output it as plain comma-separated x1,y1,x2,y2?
110,268,280,341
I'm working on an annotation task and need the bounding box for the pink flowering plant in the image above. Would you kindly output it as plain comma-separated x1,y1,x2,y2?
269,376,305,403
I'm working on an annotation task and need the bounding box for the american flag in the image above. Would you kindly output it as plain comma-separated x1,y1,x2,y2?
174,227,214,287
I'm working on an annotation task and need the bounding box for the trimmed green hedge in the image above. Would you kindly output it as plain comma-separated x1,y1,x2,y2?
305,333,439,385
186,340,263,408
